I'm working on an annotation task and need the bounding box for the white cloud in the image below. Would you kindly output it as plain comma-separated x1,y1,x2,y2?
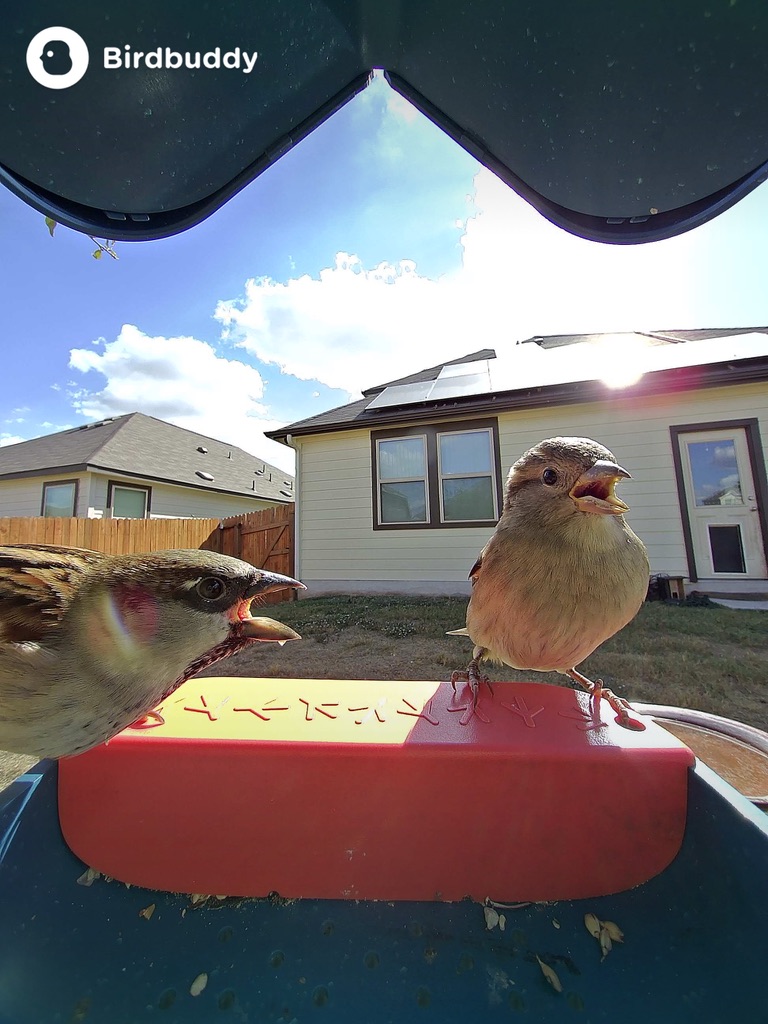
460,172,702,335
215,168,705,396
384,89,420,125
0,434,24,447
713,444,736,465
68,325,295,472
216,253,468,396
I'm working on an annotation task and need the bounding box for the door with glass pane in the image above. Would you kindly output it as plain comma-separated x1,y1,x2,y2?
678,428,767,578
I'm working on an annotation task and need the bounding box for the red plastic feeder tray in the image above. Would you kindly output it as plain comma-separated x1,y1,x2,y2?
58,678,693,902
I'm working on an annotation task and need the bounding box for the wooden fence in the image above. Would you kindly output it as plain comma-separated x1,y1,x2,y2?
0,505,296,604
217,506,296,606
0,516,221,553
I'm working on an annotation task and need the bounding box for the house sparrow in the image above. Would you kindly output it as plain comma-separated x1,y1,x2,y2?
449,437,650,728
0,544,305,758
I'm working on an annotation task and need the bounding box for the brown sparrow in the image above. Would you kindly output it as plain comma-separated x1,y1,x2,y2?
0,544,305,758
449,437,650,728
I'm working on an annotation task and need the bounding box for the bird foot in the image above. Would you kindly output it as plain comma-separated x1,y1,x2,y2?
450,659,493,707
129,709,166,730
566,670,645,731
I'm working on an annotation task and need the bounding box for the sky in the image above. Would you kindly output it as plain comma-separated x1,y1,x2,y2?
3,73,768,473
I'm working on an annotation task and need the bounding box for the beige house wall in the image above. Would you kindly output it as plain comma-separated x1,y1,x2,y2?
0,471,280,521
0,472,91,517
295,381,768,595
86,471,276,519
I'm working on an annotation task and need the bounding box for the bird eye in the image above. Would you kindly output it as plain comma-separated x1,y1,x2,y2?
196,576,226,600
542,468,559,485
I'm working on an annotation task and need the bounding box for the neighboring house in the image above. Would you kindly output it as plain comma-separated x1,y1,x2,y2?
267,328,768,598
0,413,294,519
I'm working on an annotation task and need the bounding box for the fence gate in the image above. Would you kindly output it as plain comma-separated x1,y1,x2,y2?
217,506,296,605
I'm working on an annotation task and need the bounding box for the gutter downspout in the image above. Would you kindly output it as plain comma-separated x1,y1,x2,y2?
285,433,302,590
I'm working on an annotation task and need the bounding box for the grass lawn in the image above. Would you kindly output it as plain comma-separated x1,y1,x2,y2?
213,596,768,731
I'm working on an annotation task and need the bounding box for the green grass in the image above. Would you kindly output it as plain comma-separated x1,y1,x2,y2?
218,596,768,731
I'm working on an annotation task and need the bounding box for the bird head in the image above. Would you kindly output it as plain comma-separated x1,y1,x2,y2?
504,437,632,522
63,549,305,694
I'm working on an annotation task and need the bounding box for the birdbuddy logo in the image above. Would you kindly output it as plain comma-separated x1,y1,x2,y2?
26,27,89,89
26,27,259,89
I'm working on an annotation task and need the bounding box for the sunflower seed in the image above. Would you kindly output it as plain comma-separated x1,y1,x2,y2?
602,920,624,943
536,956,562,993
190,973,208,997
584,912,601,938
76,867,101,887
484,906,500,930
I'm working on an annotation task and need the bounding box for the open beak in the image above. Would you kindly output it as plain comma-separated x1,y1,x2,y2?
232,570,305,644
569,459,631,516
238,615,301,644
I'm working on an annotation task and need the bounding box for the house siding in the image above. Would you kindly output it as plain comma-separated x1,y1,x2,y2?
86,472,276,519
0,471,280,521
296,381,768,595
0,473,90,517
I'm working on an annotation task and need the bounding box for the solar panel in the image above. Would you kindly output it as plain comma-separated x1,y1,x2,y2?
437,358,490,379
365,332,768,414
428,370,492,402
365,381,436,410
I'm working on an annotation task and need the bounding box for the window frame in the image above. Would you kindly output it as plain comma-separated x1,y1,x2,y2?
371,418,502,530
436,427,499,524
374,433,430,525
107,480,152,519
40,478,79,517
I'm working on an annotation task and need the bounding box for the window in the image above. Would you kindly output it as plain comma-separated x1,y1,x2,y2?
41,480,77,517
438,429,496,522
377,435,429,523
372,420,500,529
108,481,151,518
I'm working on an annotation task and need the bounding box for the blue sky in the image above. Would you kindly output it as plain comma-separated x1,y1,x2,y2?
3,73,768,472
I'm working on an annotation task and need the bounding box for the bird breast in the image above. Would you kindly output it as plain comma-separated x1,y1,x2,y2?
466,515,648,672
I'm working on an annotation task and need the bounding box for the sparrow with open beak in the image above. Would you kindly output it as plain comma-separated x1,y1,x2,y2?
449,437,650,728
0,544,305,758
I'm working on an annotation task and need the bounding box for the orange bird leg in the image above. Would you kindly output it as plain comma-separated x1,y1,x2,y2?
566,668,645,731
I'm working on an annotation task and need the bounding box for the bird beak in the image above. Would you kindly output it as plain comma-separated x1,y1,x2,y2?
238,615,301,644
232,570,305,644
569,460,631,516
245,570,306,598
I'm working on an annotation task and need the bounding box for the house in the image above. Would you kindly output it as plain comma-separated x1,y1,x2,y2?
267,328,768,598
0,413,294,519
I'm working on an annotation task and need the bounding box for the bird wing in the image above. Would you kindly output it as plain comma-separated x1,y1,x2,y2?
0,544,106,643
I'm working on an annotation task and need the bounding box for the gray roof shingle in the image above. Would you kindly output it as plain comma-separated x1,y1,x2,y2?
0,413,294,502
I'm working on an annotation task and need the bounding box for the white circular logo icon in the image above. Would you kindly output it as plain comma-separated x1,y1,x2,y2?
26,27,89,89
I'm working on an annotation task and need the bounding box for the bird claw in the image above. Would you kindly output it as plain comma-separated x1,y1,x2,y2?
567,670,645,731
603,689,645,731
450,660,493,707
129,709,166,729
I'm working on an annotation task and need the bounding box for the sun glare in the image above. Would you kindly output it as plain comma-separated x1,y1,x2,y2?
594,336,651,389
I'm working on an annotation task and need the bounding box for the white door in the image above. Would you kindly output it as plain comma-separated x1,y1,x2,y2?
678,428,767,578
